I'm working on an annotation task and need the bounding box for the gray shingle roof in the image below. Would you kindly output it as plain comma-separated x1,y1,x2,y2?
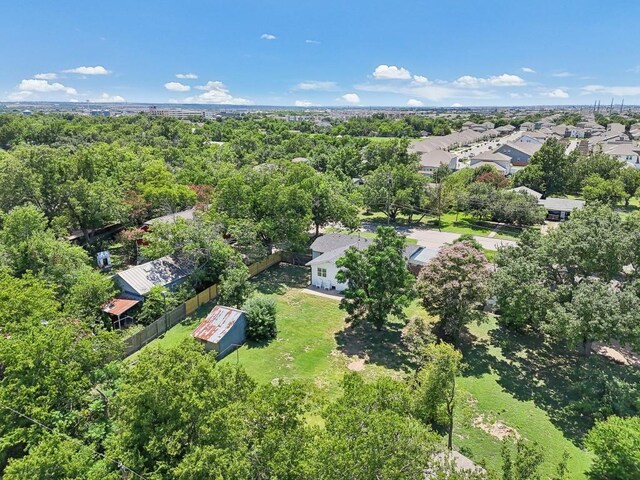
540,197,585,212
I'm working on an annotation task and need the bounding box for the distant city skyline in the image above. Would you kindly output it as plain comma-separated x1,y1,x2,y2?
2,0,639,107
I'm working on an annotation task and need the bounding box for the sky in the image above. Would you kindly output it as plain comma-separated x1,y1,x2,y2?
2,0,640,107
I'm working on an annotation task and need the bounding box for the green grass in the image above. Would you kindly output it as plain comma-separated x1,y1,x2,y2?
455,317,592,478
133,264,600,478
360,210,523,241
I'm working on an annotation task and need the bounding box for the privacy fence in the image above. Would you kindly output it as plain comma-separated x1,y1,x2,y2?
123,252,283,357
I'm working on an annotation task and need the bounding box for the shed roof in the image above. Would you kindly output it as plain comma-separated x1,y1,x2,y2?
101,297,140,316
192,305,245,344
115,256,194,296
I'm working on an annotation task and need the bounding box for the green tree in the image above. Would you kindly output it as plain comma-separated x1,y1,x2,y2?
136,286,179,325
362,164,426,222
416,241,491,343
585,416,640,480
243,295,277,341
618,167,640,206
336,226,415,330
413,343,462,450
218,260,252,308
501,439,544,480
581,175,627,206
513,138,574,195
64,269,116,326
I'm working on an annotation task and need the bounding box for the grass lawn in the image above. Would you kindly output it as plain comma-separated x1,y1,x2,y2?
132,263,599,478
455,317,592,478
360,210,524,241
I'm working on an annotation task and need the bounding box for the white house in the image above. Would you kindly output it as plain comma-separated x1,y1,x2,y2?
306,234,434,291
470,151,513,175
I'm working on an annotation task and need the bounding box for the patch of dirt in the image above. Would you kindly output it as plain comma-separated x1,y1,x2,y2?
347,357,366,372
592,341,640,366
473,415,520,440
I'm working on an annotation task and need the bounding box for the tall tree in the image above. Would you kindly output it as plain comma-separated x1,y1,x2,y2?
416,241,491,343
336,226,415,330
413,343,462,450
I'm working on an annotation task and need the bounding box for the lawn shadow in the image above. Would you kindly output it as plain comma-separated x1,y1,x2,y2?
458,330,494,378
251,263,310,295
480,326,640,443
334,319,412,372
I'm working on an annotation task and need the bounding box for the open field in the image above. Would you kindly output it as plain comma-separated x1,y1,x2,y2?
132,263,608,478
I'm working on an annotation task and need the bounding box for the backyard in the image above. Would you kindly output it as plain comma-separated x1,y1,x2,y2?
132,262,608,478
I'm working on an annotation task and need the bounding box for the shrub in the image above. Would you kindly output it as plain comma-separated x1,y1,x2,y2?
243,295,277,341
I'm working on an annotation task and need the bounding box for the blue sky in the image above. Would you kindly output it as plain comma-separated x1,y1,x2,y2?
2,0,640,106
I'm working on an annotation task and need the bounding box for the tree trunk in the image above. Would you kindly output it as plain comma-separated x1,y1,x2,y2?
447,414,454,450
315,223,320,238
580,338,593,356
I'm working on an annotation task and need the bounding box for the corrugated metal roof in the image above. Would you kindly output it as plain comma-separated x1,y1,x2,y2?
115,256,194,296
192,305,245,344
102,297,140,316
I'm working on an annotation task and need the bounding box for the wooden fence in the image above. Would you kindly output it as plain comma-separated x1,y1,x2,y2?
123,252,282,357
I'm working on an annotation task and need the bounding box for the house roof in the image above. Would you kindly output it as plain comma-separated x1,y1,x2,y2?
419,149,457,168
309,233,372,254
472,151,511,163
540,197,585,212
470,161,507,172
509,186,543,199
306,233,421,266
115,256,194,296
143,208,196,226
500,141,542,157
604,143,640,156
408,247,439,266
192,305,245,344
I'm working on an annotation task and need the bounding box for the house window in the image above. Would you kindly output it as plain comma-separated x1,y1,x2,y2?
317,267,327,278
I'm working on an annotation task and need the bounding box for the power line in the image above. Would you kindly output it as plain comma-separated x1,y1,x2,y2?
0,401,147,480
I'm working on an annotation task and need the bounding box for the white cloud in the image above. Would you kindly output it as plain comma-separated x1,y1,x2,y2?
453,74,526,87
176,73,198,79
18,79,77,95
164,81,191,92
63,65,110,75
407,98,424,107
341,93,360,103
260,33,276,40
552,72,573,78
294,80,338,91
34,72,57,80
97,93,125,102
544,89,569,98
581,84,640,96
305,39,321,44
294,100,314,107
373,64,411,80
185,80,252,105
451,103,463,107
521,67,536,73
6,91,33,101
412,75,430,84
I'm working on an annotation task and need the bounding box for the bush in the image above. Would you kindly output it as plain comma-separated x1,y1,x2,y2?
243,295,277,341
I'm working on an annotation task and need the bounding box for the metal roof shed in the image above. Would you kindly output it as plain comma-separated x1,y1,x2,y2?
192,305,247,358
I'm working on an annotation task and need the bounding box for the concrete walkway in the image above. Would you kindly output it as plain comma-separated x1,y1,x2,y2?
301,286,343,301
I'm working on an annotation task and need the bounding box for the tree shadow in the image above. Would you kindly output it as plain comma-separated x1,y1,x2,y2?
475,326,640,443
251,264,310,295
334,319,412,372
